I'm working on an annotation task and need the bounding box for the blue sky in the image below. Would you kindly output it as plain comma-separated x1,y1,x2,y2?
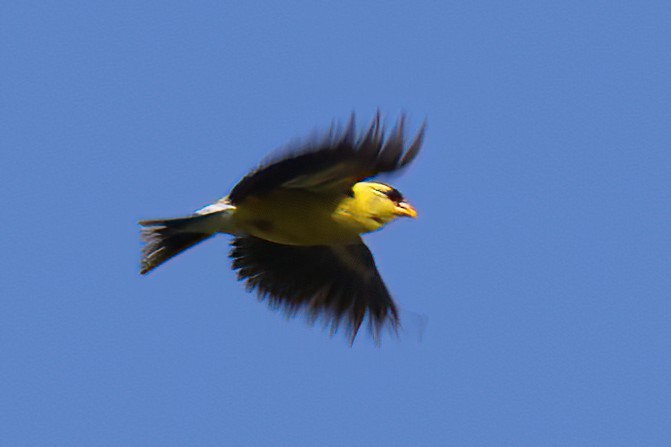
2,1,670,445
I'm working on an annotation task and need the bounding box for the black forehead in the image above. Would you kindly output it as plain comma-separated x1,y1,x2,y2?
376,183,404,202
385,188,404,202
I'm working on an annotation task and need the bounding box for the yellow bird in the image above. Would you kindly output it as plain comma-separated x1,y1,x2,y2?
139,113,424,343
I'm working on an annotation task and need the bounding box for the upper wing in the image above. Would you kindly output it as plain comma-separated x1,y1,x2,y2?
228,112,425,204
229,235,400,344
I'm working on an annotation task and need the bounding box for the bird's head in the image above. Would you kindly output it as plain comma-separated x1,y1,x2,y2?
350,182,417,231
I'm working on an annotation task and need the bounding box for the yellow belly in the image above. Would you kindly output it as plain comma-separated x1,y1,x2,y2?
232,189,365,245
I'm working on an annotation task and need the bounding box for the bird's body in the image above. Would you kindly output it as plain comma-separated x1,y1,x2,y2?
230,182,415,245
139,113,424,343
233,188,359,245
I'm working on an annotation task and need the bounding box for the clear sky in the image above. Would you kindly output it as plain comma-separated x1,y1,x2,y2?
2,1,670,446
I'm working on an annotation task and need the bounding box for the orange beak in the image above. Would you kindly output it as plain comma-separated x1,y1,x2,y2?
394,201,418,218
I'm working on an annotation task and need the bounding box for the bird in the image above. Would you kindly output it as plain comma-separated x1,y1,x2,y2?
139,112,425,344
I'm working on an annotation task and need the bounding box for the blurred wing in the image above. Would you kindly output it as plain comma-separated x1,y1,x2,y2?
229,236,400,344
228,112,425,204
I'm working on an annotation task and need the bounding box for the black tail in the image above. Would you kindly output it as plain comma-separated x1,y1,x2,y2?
139,215,216,275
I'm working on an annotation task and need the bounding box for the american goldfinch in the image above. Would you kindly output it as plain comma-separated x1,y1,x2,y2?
139,113,424,343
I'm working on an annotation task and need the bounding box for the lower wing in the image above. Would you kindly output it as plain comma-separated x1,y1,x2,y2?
229,236,399,344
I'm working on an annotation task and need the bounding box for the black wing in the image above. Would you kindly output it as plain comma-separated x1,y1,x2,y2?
228,112,425,204
229,235,400,344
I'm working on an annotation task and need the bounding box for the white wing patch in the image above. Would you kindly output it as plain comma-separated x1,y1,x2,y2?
195,197,237,215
